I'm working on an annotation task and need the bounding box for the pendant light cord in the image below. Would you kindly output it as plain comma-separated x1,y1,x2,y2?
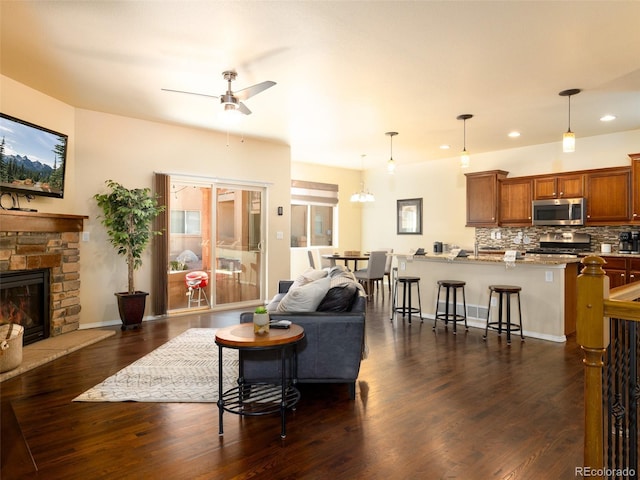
463,118,467,151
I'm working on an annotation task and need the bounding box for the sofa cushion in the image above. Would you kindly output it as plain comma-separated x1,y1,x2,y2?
291,267,328,289
277,276,331,312
265,293,285,313
317,282,358,312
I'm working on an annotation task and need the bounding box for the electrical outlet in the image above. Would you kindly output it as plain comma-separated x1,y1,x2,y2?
276,231,284,240
81,231,90,242
400,261,406,271
490,297,498,306
545,271,553,282
496,231,502,240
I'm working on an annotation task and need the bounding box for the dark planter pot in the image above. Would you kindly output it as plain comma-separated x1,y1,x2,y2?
115,291,149,330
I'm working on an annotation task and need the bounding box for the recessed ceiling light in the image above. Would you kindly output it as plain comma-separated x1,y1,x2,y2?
440,144,450,150
600,114,616,122
508,131,521,138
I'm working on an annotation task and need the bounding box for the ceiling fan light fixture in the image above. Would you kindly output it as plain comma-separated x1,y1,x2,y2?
457,114,473,168
559,88,581,153
385,131,398,175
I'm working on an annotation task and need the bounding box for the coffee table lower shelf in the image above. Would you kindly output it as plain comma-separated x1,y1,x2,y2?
219,383,301,416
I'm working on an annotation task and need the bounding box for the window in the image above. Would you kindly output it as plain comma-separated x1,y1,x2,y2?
290,180,338,248
170,210,201,235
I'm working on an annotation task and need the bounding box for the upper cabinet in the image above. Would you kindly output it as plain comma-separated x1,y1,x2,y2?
499,178,532,225
585,168,630,224
465,170,508,227
533,173,584,200
631,153,640,223
467,157,638,228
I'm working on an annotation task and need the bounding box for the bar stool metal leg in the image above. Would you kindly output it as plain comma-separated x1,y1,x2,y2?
434,280,467,334
483,285,524,345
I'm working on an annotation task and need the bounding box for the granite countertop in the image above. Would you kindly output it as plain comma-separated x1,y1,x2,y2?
402,252,583,265
579,251,640,258
396,251,640,266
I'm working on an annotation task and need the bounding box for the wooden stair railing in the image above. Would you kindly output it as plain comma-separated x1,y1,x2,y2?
577,256,640,480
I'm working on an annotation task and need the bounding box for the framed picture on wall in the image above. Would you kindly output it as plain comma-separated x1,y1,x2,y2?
397,198,422,235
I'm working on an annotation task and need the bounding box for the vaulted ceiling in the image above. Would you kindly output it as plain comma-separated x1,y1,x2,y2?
2,1,639,170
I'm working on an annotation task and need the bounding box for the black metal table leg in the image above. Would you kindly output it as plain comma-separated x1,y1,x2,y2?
217,344,224,435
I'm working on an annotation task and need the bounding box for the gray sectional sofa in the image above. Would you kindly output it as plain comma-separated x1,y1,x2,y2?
239,268,366,399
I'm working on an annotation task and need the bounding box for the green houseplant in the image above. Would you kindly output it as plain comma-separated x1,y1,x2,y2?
253,306,270,335
94,179,164,329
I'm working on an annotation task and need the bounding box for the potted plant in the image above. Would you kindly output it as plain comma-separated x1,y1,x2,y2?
94,179,164,330
253,306,270,335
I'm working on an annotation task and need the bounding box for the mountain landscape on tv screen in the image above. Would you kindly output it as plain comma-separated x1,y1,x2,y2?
0,152,63,195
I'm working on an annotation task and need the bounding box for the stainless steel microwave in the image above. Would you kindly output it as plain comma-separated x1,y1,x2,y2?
532,198,586,226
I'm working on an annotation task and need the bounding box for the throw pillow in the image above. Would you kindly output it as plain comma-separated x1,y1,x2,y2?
317,283,357,312
291,267,328,289
277,276,331,312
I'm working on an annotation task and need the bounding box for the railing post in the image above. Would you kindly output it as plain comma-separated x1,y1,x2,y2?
576,256,610,479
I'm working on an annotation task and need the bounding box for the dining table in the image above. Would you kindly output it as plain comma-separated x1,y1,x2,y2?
321,253,369,271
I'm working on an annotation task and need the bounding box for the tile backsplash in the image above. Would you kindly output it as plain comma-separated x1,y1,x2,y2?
475,225,636,253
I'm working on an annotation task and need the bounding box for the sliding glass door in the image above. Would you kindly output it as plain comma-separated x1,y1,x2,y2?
214,185,263,306
165,178,264,312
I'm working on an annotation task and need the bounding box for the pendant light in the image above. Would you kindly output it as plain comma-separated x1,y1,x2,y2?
385,131,398,174
559,88,581,153
350,154,375,203
457,114,473,168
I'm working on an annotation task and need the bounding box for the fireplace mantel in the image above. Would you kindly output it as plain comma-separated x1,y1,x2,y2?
0,210,88,233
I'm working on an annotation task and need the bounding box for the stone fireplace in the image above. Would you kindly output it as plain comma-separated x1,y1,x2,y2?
0,210,88,341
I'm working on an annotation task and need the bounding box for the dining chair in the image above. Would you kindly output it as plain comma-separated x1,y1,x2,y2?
354,250,387,299
376,247,394,292
318,247,337,269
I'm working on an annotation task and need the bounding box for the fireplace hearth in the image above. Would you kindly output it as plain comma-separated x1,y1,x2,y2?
0,269,50,345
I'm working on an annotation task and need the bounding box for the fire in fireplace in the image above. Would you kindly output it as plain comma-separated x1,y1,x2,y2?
0,269,50,345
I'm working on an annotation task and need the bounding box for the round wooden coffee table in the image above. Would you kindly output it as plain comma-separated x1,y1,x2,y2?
215,323,304,439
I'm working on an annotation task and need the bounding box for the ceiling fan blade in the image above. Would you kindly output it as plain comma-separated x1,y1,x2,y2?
237,102,252,115
161,88,219,99
234,81,276,101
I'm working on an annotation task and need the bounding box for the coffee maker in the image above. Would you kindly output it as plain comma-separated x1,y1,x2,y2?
619,231,633,253
632,231,640,253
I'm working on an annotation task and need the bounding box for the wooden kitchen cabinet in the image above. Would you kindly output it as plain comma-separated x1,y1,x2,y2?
465,170,508,227
585,168,630,223
533,173,584,200
499,178,532,225
629,258,640,284
601,256,628,288
630,153,640,223
600,256,640,287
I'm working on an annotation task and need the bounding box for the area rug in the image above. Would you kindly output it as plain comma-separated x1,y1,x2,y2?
73,328,238,403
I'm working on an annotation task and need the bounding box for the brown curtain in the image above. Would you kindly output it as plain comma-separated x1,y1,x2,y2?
152,173,169,315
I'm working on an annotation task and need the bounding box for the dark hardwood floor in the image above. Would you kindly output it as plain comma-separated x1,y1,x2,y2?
1,289,585,479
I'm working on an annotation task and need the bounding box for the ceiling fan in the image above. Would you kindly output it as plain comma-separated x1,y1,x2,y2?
162,70,276,115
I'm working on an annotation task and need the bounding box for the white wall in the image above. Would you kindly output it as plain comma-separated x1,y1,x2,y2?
361,130,640,257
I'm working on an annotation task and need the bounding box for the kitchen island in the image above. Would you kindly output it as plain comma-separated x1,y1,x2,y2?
395,253,581,342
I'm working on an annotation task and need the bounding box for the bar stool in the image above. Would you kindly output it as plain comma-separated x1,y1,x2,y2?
390,267,423,323
185,271,210,308
483,285,524,345
433,280,468,334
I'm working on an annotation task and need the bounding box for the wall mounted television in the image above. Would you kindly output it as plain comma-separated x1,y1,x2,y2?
0,113,68,205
